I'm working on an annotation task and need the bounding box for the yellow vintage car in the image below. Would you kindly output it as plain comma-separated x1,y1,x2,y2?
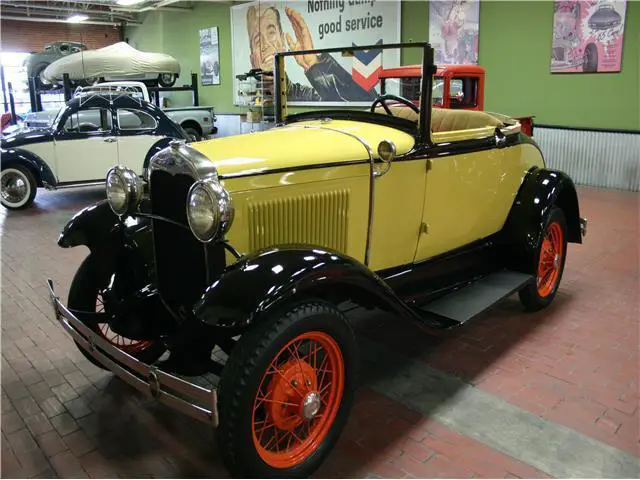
47,43,586,478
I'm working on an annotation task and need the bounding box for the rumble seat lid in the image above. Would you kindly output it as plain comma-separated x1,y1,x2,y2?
190,120,415,178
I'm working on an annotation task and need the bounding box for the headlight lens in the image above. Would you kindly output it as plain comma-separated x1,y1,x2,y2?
186,177,234,243
105,165,143,216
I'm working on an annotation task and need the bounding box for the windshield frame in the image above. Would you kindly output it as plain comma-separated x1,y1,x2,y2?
274,42,436,145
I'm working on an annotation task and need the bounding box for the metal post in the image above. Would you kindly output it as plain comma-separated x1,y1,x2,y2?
8,82,17,124
28,77,38,112
1,65,8,112
191,73,199,106
63,73,72,102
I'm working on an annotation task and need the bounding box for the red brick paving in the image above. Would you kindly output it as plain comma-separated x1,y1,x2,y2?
1,185,638,477
364,186,639,457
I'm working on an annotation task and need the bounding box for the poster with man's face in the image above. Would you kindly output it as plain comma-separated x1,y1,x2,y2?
230,0,401,106
429,0,480,65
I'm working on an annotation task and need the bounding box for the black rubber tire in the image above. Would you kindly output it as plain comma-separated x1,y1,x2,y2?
519,207,568,311
32,63,51,91
216,300,358,478
183,126,202,142
1,164,37,210
158,73,177,87
583,44,598,72
67,253,166,370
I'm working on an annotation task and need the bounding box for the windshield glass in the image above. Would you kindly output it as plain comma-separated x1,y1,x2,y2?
270,44,429,134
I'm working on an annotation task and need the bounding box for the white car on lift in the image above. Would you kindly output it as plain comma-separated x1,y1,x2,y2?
42,41,181,88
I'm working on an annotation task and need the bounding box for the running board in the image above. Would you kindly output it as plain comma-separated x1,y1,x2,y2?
415,270,534,327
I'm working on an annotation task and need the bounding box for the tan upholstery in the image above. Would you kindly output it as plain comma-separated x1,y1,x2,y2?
373,105,504,133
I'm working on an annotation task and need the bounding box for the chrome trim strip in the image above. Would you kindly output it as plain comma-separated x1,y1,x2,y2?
46,279,218,427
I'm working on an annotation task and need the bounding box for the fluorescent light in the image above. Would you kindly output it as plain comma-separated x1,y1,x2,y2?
66,13,89,23
116,0,145,5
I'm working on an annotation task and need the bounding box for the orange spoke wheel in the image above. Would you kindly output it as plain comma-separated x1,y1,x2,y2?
518,207,568,312
536,221,564,297
252,331,345,469
216,302,356,478
95,295,153,354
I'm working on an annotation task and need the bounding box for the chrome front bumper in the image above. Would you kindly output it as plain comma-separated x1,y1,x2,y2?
580,217,588,237
46,279,218,427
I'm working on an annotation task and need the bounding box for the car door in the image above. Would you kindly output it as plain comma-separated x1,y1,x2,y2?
115,108,166,176
54,107,118,183
414,122,510,263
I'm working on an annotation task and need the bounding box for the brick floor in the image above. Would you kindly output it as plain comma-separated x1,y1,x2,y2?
1,185,638,478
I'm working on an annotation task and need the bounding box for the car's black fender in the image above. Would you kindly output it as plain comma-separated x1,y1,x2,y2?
502,166,583,271
193,245,449,333
58,200,153,266
1,147,57,187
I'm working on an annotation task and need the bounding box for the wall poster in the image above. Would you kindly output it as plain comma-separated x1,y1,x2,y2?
199,26,220,85
551,0,627,73
429,0,480,65
230,0,401,106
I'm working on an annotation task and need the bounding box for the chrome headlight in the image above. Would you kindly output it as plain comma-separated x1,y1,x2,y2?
106,165,143,216
186,176,234,243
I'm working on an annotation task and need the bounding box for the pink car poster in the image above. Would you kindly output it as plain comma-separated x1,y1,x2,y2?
551,0,628,73
429,0,480,65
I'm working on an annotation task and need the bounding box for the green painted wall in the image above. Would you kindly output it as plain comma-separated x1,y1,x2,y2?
126,0,639,130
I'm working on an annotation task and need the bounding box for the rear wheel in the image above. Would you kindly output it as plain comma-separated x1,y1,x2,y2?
519,207,568,311
67,254,165,370
1,165,37,210
158,73,177,87
216,301,358,478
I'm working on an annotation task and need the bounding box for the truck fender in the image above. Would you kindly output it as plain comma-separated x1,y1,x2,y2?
193,245,431,332
1,147,56,187
502,167,583,271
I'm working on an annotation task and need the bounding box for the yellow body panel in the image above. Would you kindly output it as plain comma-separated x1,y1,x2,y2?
191,119,415,178
193,117,543,271
223,163,370,265
415,142,544,261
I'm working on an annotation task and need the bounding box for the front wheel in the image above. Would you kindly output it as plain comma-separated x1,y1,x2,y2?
519,207,568,311
216,301,358,478
1,165,37,210
67,254,165,370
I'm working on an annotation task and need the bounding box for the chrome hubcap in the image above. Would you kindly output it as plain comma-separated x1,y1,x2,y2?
301,392,321,420
1,172,28,204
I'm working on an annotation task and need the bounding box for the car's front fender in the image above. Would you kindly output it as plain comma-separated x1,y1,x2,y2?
193,245,442,332
1,147,56,187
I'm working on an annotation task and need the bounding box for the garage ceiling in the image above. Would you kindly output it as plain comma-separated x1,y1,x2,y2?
0,1,200,26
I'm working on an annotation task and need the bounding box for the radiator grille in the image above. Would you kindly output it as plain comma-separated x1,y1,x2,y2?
248,190,350,252
535,127,640,192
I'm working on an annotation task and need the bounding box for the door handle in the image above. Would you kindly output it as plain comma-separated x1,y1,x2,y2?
104,137,116,143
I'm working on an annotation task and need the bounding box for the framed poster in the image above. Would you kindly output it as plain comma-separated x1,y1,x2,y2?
429,0,480,65
200,26,220,85
230,0,401,106
551,0,627,73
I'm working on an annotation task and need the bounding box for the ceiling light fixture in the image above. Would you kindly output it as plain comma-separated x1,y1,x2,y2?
66,13,89,23
116,0,146,5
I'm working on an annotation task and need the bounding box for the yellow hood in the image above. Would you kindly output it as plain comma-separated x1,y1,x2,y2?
190,119,415,178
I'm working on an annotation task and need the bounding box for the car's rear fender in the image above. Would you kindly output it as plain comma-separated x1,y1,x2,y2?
193,245,442,333
1,147,56,187
502,166,583,271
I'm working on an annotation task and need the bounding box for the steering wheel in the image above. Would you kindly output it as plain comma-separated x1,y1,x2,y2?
370,94,420,116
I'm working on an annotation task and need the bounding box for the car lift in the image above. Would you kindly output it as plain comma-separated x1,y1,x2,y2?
27,72,201,112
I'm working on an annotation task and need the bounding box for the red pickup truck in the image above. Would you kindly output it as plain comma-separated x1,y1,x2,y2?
378,64,535,136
